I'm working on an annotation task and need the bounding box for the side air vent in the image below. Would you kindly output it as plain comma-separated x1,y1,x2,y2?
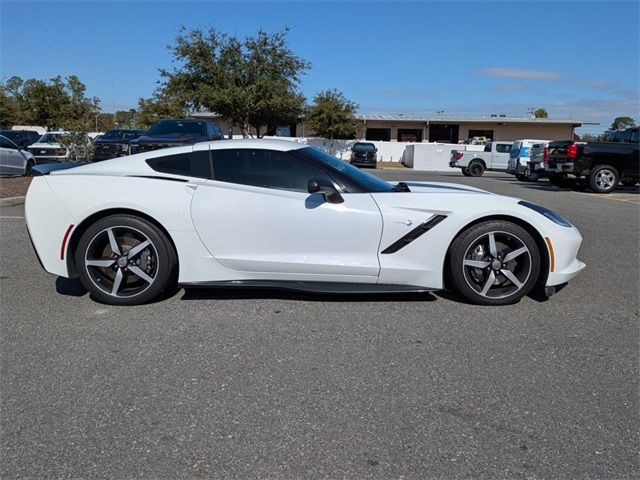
381,214,447,254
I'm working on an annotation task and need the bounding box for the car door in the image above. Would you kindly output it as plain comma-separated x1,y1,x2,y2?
0,136,25,175
190,147,383,283
492,142,511,170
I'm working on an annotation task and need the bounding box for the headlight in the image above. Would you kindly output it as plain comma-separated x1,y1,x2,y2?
518,200,572,227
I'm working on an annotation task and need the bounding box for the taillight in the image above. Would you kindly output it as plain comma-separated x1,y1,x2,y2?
567,144,577,159
455,151,464,160
543,146,549,163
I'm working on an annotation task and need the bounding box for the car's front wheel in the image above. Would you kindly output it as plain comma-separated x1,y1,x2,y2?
447,220,541,305
75,215,177,305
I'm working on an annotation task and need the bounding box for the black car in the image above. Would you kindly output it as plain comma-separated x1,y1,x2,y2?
129,119,224,155
0,130,41,149
350,142,378,168
92,129,146,161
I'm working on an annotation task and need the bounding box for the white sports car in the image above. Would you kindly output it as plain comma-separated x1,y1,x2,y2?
25,139,585,306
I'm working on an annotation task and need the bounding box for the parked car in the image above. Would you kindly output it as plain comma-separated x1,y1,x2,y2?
92,129,146,161
0,130,41,149
544,127,639,193
26,139,585,306
27,131,70,162
350,142,378,168
129,119,223,154
506,139,550,181
0,134,37,176
449,141,513,176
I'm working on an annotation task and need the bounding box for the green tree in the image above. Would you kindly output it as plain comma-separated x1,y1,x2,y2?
0,76,26,127
533,108,548,118
159,27,309,137
136,90,187,129
610,116,635,131
307,89,358,140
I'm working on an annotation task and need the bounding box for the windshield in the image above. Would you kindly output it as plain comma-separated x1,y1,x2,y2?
353,143,376,152
147,121,205,137
295,146,394,193
101,130,143,140
39,133,64,143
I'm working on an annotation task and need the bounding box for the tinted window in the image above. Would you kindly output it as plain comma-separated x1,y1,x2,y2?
146,151,211,178
496,143,512,153
212,149,333,192
484,143,492,152
147,121,206,137
294,147,394,193
353,143,376,152
0,135,17,149
630,129,639,143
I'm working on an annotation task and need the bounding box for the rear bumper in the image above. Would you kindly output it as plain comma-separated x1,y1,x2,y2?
545,162,575,173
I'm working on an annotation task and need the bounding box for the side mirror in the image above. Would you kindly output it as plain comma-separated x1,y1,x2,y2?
307,178,344,204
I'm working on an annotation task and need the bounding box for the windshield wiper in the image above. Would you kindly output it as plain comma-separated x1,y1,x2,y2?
391,182,411,192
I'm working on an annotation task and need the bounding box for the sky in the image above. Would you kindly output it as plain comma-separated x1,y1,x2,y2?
1,0,639,134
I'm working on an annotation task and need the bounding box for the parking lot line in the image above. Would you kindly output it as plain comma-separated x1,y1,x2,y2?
571,192,640,205
0,216,25,219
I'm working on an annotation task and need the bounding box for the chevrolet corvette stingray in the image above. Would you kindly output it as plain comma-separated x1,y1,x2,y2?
25,139,585,306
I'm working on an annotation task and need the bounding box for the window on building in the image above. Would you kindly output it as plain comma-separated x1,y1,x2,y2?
397,129,423,142
365,128,391,141
468,129,494,141
429,124,459,143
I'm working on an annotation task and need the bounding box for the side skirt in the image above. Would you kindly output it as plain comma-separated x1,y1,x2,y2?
179,280,435,294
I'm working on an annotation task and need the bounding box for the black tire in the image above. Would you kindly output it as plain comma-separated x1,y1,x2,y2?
75,215,177,305
468,161,485,177
588,164,619,194
447,220,541,306
25,160,35,176
524,167,539,182
621,177,639,187
462,168,471,176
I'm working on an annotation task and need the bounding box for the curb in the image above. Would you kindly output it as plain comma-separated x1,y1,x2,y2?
0,196,25,207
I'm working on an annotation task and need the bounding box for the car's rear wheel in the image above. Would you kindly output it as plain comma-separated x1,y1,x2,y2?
75,215,177,305
447,221,541,305
468,161,485,177
589,164,619,193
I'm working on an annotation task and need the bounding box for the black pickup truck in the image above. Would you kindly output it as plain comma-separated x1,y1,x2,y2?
129,119,224,155
544,126,639,193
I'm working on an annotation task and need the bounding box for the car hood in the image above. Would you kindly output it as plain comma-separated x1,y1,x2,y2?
29,142,63,148
391,181,491,194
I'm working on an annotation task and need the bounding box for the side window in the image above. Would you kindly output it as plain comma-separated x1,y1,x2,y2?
207,123,222,139
212,149,333,192
0,136,16,149
496,143,510,153
630,129,639,144
484,143,491,152
146,151,211,178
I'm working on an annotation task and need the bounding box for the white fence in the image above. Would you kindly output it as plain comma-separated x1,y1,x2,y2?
236,135,486,171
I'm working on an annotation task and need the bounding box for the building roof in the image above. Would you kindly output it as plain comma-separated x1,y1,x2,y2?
190,110,598,126
356,114,598,125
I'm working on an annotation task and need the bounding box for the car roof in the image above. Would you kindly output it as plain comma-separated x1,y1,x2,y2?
199,138,307,152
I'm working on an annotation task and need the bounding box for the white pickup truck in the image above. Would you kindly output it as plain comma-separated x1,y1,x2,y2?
449,141,513,177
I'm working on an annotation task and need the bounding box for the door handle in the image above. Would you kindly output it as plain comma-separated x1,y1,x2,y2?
395,219,413,227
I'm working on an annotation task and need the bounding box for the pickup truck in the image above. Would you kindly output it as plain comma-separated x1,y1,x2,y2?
545,126,639,193
449,141,513,176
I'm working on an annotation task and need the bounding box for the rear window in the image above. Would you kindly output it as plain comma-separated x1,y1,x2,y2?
146,151,211,178
353,143,376,152
147,121,206,137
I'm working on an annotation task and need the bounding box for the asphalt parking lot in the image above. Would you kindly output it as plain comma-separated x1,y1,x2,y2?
1,171,638,479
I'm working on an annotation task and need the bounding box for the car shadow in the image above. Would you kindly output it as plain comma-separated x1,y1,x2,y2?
181,287,437,303
55,277,87,297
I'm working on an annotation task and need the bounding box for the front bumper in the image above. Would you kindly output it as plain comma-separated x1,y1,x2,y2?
30,155,69,163
544,223,586,287
351,157,377,167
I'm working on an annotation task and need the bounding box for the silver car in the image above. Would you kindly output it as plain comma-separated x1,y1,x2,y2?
0,134,37,176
